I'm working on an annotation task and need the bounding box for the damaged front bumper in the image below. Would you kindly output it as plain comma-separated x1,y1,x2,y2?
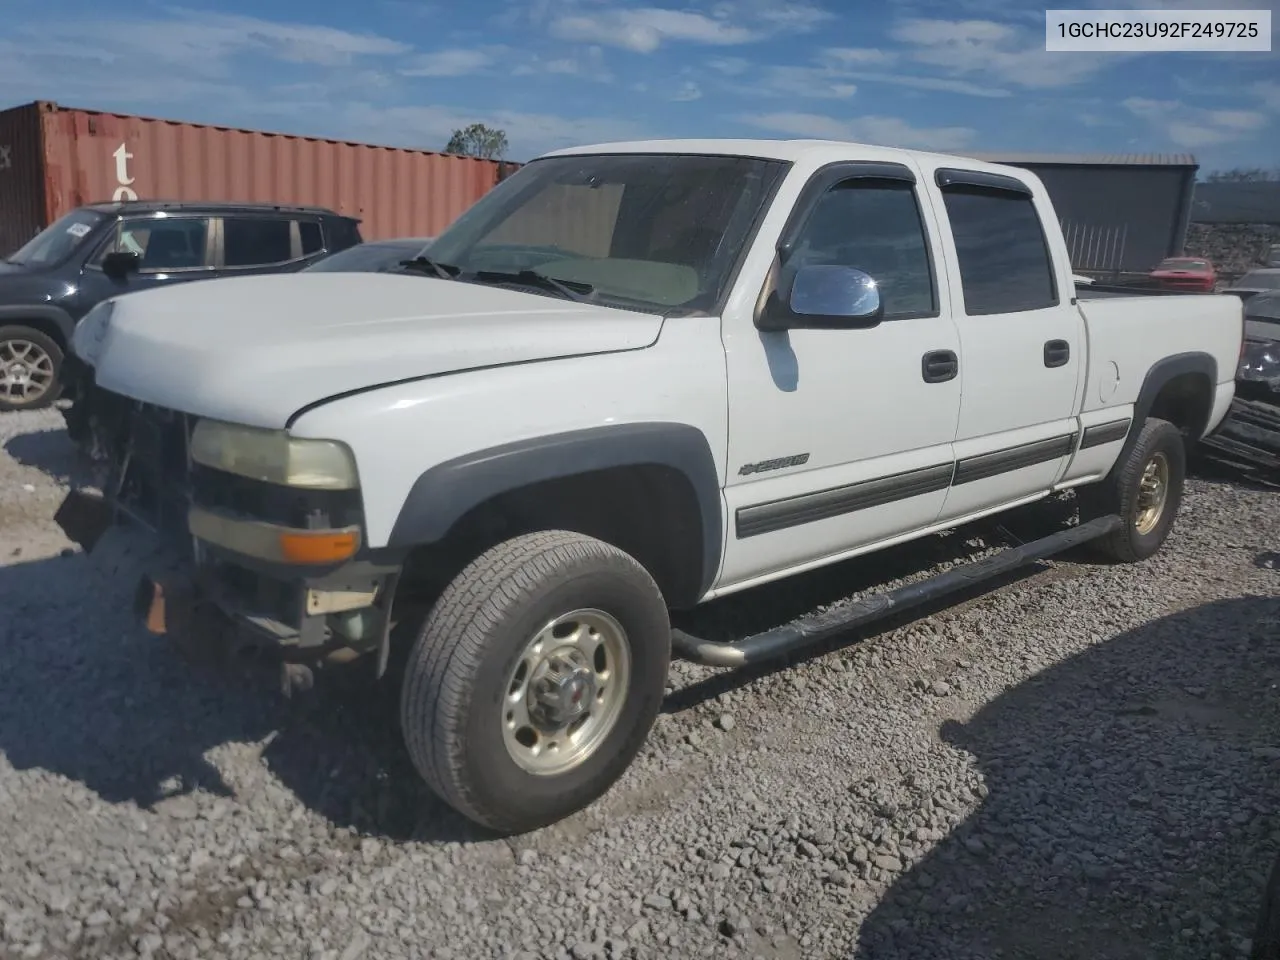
56,392,405,686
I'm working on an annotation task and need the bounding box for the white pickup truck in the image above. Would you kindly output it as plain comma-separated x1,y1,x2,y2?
59,138,1243,834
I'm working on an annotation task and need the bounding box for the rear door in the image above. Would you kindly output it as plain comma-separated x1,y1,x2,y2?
920,165,1085,523
211,215,325,277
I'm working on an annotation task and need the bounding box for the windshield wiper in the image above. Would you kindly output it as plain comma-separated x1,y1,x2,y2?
470,269,594,302
398,256,460,280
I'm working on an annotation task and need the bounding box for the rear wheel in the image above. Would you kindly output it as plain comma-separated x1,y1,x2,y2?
1081,417,1186,563
0,325,63,412
399,530,671,834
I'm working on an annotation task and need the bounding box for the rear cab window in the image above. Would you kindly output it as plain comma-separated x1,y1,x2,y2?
934,167,1059,316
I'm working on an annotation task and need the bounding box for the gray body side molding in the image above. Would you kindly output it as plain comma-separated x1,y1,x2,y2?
387,422,724,595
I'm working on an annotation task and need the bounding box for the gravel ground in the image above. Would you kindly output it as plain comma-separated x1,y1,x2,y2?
2,405,1279,960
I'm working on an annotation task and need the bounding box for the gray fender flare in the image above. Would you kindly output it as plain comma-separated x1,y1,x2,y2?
387,422,724,597
0,304,77,346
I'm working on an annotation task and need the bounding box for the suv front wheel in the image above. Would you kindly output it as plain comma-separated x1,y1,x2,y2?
400,530,672,834
0,325,64,412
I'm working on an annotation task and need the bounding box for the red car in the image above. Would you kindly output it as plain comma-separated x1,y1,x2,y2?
1149,256,1217,292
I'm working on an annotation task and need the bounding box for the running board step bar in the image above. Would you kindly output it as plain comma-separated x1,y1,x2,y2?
671,514,1122,669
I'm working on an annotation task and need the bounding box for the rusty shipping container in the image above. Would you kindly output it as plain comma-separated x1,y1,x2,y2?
0,100,512,256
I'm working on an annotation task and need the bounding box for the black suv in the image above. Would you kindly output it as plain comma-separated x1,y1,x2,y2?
0,200,362,411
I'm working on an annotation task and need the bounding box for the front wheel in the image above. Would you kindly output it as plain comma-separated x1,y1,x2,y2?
1080,416,1186,563
400,530,671,834
0,325,64,412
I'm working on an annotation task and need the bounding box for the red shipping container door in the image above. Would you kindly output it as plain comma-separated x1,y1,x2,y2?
0,103,47,256
0,101,507,255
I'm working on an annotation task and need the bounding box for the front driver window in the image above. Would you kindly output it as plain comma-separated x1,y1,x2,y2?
791,179,938,320
93,218,210,272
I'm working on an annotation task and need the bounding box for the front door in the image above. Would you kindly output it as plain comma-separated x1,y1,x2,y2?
718,163,963,590
78,214,217,308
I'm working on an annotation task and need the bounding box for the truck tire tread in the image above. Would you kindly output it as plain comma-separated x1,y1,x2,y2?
1081,416,1185,564
400,529,669,834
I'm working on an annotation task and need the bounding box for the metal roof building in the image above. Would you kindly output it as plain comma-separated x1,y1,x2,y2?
963,151,1200,274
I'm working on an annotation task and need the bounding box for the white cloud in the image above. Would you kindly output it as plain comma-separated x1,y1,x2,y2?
1254,81,1280,111
551,9,754,52
670,81,704,101
890,17,1120,88
343,103,648,158
547,0,832,52
725,48,1009,101
738,111,977,150
711,0,835,32
1122,96,1269,148
512,45,615,83
12,8,409,81
708,57,751,75
401,48,499,77
823,47,898,66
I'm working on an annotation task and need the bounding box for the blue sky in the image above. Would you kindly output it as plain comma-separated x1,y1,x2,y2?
1,0,1277,172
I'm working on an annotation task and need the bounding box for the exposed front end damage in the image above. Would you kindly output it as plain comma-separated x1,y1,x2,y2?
56,389,403,693
1201,330,1280,486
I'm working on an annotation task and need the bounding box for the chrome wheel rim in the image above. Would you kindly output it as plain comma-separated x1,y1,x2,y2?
1134,451,1170,535
0,338,55,404
502,608,632,776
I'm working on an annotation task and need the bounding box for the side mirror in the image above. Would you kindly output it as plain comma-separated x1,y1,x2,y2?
101,251,141,280
757,264,883,331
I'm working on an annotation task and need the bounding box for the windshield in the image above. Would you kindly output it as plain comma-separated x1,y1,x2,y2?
1156,258,1208,270
425,153,789,314
7,209,107,267
305,240,431,273
1237,270,1280,290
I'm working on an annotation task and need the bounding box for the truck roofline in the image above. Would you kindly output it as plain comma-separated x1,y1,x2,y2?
538,137,1037,180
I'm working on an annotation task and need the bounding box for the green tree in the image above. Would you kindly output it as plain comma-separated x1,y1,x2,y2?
445,123,509,160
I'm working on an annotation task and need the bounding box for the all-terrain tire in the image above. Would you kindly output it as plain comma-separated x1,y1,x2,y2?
400,530,671,834
1080,416,1186,563
0,325,64,412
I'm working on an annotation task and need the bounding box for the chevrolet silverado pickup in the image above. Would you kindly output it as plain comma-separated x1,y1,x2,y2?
58,139,1244,834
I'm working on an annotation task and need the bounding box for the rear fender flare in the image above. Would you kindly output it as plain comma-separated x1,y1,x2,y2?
1120,351,1217,465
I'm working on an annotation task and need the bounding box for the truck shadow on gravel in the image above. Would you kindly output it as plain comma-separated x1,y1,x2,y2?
3,426,98,488
0,491,1085,850
0,543,486,846
855,593,1280,960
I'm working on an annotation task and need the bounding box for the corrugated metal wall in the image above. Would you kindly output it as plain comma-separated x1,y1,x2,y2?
996,163,1197,273
0,101,507,254
0,103,47,256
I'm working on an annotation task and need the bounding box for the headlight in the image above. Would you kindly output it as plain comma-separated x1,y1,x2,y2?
190,419,358,490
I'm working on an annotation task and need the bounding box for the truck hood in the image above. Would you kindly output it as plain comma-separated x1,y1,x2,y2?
77,272,664,428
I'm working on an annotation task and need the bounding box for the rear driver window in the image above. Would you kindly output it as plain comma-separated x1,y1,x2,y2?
941,186,1057,315
224,218,293,267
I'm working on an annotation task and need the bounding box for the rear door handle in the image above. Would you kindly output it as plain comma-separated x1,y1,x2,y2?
1044,339,1071,368
921,349,959,383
